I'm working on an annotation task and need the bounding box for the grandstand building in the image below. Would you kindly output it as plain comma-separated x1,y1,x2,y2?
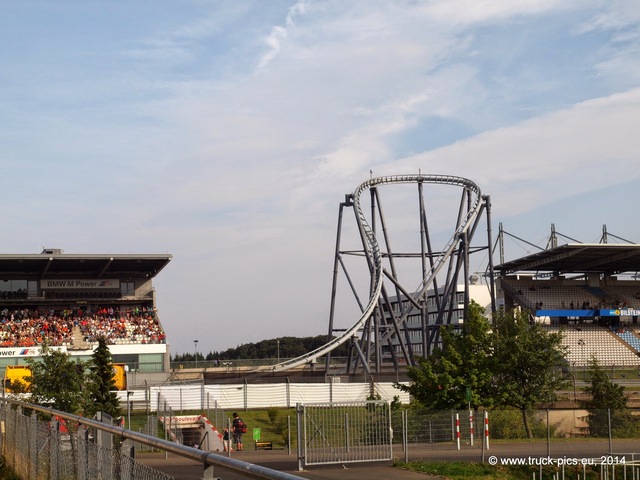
378,242,640,372
495,243,640,368
0,249,171,380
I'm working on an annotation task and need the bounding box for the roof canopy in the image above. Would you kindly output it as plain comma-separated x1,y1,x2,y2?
495,244,640,276
0,253,172,279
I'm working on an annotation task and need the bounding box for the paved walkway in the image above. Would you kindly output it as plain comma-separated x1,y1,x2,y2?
139,450,444,480
138,438,640,480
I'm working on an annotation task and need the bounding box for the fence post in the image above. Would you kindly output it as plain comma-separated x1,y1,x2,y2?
287,415,291,456
403,409,408,463
122,439,136,480
0,403,3,457
145,382,150,415
227,417,231,457
296,403,304,471
12,406,20,471
286,377,291,409
484,411,490,450
77,427,89,480
30,409,38,480
608,408,613,453
451,411,454,441
214,399,219,429
345,413,350,453
49,417,59,480
481,412,485,463
546,409,550,457
330,379,333,404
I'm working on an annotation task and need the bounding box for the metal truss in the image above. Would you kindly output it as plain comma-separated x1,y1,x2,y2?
326,174,495,375
265,174,495,375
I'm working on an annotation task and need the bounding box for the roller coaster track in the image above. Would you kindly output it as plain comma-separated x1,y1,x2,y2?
256,174,484,373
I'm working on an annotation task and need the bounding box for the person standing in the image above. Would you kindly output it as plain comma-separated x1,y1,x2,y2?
222,427,230,452
232,412,244,451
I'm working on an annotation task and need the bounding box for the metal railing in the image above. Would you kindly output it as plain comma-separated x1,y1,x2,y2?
0,397,305,480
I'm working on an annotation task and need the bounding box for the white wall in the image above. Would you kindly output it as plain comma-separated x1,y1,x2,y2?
120,382,411,411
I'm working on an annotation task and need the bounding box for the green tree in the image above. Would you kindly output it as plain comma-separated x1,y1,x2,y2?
580,357,637,437
170,335,350,362
491,308,568,438
395,301,496,410
26,343,87,414
84,337,121,418
396,305,568,438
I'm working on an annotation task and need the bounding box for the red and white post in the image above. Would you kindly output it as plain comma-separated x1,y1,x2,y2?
484,411,490,449
469,410,474,446
455,413,460,450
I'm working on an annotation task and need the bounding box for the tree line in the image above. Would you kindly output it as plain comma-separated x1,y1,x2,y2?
171,335,349,362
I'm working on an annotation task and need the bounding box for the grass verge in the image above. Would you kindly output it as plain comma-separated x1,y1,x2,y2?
397,460,608,479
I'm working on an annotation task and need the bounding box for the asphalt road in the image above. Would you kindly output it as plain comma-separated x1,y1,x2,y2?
138,438,640,480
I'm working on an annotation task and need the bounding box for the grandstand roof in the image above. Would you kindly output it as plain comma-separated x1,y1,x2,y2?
495,243,640,275
0,252,172,278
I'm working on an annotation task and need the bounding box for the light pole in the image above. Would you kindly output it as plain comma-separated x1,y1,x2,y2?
127,390,134,430
277,339,280,363
569,363,577,403
578,339,585,379
194,340,199,368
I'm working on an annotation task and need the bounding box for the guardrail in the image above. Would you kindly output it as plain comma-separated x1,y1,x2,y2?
0,397,305,480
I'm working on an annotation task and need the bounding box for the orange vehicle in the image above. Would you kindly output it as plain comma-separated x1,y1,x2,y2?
112,363,127,391
3,363,127,393
3,365,32,393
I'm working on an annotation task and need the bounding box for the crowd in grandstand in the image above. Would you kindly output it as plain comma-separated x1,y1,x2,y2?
0,306,165,348
0,289,28,300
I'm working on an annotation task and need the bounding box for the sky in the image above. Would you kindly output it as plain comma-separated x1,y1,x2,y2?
2,1,640,356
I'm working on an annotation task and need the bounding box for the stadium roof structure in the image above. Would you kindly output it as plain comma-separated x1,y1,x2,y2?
495,243,640,276
0,252,172,278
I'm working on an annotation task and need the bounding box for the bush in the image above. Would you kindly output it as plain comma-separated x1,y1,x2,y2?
488,409,555,439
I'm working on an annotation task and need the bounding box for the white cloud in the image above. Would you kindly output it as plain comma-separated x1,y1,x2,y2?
2,1,640,354
391,87,640,217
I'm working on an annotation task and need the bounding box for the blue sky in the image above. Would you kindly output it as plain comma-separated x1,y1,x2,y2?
2,1,640,355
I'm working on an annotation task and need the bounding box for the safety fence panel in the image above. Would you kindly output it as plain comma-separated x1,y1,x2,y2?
301,401,392,466
0,404,174,480
391,409,483,445
141,382,411,411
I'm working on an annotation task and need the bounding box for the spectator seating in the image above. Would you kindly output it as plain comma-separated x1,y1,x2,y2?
614,328,640,353
0,306,166,348
545,325,640,367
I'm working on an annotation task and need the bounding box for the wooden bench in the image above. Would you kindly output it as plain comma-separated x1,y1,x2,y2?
254,441,273,450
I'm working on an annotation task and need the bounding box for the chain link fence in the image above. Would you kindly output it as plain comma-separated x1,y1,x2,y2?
1,397,307,480
0,402,174,480
389,407,640,463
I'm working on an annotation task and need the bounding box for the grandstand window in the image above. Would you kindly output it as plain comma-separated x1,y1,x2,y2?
121,282,135,296
137,353,164,372
0,280,28,298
